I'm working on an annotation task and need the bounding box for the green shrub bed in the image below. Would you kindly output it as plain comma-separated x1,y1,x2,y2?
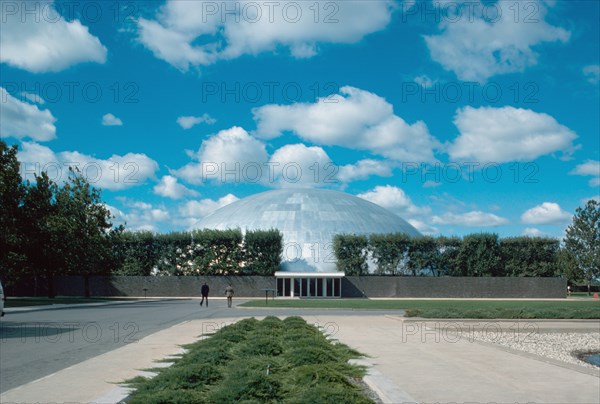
125,316,373,403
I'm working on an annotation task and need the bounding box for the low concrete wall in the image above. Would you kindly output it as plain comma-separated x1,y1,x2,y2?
343,276,566,298
10,275,566,298
54,276,276,298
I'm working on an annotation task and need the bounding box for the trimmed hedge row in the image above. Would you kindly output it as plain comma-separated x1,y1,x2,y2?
334,233,562,277
113,229,283,276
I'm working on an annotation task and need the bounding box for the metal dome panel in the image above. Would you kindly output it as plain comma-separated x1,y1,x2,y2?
193,188,421,272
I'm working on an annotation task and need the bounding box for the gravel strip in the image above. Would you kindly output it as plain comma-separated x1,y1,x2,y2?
470,331,600,370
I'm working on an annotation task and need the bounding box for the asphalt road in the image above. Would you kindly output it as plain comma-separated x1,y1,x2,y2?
0,299,405,393
1,299,216,393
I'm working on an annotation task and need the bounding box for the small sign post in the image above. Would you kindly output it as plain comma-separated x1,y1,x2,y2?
260,288,276,304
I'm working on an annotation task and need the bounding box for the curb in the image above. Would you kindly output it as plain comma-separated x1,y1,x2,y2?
3,298,188,314
350,359,417,404
401,317,600,323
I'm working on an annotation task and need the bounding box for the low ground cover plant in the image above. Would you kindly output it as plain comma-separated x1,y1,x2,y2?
125,316,372,404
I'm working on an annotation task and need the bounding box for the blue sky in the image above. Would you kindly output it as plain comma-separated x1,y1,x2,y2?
1,0,599,238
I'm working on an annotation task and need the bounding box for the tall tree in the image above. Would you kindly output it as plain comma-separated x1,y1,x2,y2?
21,172,58,297
407,236,437,276
53,168,116,296
564,199,600,294
244,229,283,276
0,141,26,290
369,233,411,275
455,233,502,277
113,231,159,276
556,247,583,285
436,236,462,276
333,234,369,275
500,237,559,277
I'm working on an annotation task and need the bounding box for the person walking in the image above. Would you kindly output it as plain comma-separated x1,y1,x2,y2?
200,282,209,307
225,284,234,308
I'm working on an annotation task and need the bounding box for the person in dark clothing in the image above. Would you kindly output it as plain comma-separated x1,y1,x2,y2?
200,282,210,307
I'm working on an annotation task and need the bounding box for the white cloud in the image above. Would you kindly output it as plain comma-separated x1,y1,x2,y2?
153,175,199,199
571,160,600,187
131,201,152,210
102,113,123,126
338,159,394,183
583,65,600,84
423,180,441,188
448,106,577,163
424,0,570,82
253,86,439,162
107,202,170,232
177,114,216,129
357,185,430,217
268,144,334,188
180,194,239,223
174,127,402,188
18,142,159,191
0,87,56,141
199,126,267,166
521,202,571,225
149,208,170,222
432,211,509,227
408,219,439,235
175,126,268,184
522,227,545,237
414,75,436,88
1,1,107,73
137,0,396,71
582,195,600,205
20,92,45,105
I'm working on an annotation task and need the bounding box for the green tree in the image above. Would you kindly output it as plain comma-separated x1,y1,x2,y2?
556,247,583,285
114,231,159,276
198,228,243,275
455,233,502,277
21,172,59,297
333,234,369,275
244,229,283,275
500,236,559,277
436,236,461,276
564,200,600,294
51,168,117,296
369,233,411,275
0,141,26,290
407,236,437,276
155,232,194,275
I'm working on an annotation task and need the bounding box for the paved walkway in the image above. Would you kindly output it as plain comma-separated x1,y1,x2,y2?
1,311,599,403
319,315,599,403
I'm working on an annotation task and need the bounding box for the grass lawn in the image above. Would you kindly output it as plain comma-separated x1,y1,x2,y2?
125,316,373,404
569,292,600,298
4,297,136,308
240,299,600,319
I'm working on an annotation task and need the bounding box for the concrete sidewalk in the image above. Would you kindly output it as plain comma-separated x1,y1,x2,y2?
1,313,598,403
317,315,600,403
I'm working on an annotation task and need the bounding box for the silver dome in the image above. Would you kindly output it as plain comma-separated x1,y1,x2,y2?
193,188,421,272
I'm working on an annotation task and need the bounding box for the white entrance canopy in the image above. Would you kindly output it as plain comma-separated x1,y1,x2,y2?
274,272,344,298
274,272,345,278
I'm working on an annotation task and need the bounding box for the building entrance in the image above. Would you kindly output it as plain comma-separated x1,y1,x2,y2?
275,272,343,298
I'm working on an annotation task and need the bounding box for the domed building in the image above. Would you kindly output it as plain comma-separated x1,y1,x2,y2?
194,188,420,297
